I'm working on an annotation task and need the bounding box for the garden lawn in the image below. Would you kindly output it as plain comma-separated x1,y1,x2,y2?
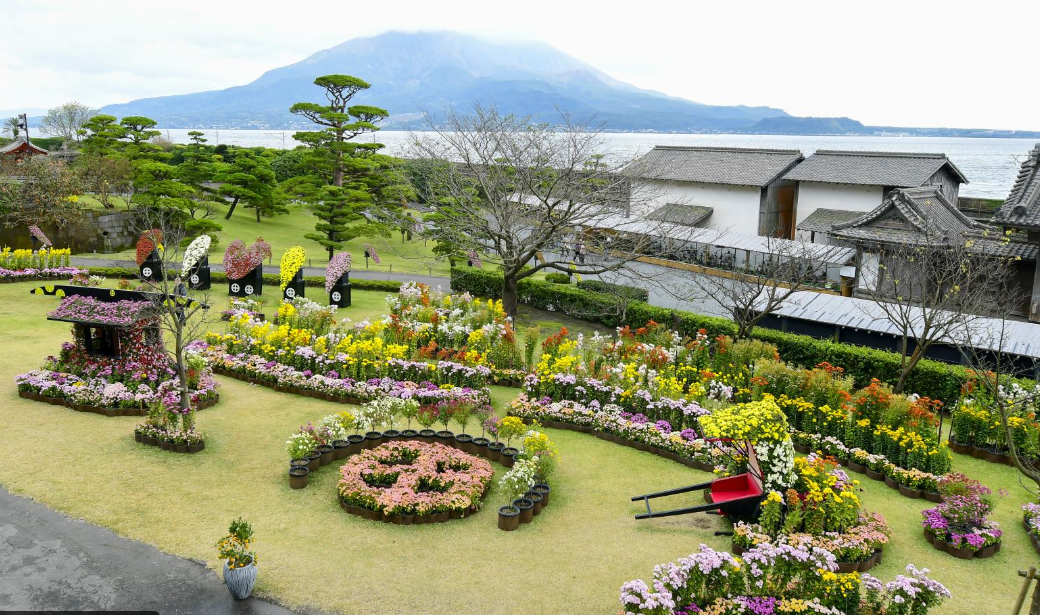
76,196,451,277
0,279,1034,614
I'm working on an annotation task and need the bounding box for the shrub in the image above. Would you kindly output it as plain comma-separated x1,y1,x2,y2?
576,279,650,302
449,267,976,402
544,272,570,284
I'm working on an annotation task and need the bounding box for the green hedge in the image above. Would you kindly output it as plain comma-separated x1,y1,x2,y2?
450,268,968,402
577,279,650,302
544,272,571,284
85,267,402,292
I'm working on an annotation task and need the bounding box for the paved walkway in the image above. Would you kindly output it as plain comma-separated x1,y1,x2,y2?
0,486,300,614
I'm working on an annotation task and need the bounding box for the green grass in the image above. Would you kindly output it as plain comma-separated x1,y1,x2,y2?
76,195,452,277
0,280,1033,614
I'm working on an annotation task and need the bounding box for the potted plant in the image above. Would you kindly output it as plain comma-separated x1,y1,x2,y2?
435,401,455,441
498,459,536,531
453,402,476,453
286,432,316,469
217,518,257,600
400,399,420,438
416,404,439,443
472,408,493,452
497,416,526,463
289,465,309,489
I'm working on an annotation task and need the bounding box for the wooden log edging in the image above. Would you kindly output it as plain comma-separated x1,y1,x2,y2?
17,389,219,416
517,417,716,472
1024,519,1040,557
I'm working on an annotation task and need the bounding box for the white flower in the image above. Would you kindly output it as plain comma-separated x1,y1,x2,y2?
181,235,212,276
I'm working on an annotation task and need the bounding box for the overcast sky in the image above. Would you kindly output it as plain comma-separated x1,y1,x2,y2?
2,0,1037,130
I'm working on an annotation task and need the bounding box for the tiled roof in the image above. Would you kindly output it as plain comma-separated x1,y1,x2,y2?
796,208,866,233
783,150,968,187
994,143,1040,229
0,137,48,155
830,186,1036,259
646,203,713,227
625,146,804,187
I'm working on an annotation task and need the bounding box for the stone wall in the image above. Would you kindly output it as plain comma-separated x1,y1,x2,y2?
1,210,137,253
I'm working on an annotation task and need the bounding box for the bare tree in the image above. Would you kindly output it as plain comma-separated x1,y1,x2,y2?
672,232,848,339
953,268,1040,612
131,207,213,413
41,102,97,147
865,236,1006,393
407,104,682,318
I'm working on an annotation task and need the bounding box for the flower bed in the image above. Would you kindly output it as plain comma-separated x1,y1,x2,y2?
15,369,218,416
920,474,1002,560
619,543,951,615
1023,503,1040,556
0,265,85,283
337,441,493,523
205,344,490,407
507,394,721,470
732,456,891,573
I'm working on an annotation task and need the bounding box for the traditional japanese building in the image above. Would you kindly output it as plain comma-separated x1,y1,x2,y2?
0,135,48,163
993,143,1040,321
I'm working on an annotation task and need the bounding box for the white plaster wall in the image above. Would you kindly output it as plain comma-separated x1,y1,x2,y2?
795,182,883,225
634,179,762,235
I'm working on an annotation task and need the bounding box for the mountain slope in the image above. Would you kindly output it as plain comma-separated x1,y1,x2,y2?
101,31,787,131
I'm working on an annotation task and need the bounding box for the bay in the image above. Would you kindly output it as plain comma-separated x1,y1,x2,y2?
156,128,1040,199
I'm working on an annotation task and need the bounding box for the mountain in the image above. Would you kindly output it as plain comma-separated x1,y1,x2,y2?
100,31,788,132
747,116,870,135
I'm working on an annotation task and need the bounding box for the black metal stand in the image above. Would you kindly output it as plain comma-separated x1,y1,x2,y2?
187,256,211,291
329,272,352,307
283,269,304,302
229,265,263,297
139,252,164,282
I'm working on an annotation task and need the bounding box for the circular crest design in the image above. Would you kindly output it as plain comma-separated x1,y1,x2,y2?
231,283,241,293
285,287,296,299
190,274,200,285
141,266,153,278
244,285,255,295
332,291,342,302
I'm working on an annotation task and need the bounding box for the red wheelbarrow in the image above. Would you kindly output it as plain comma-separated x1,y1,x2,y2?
631,440,765,520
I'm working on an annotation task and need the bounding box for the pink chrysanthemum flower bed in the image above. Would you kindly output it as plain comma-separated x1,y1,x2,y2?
338,441,493,517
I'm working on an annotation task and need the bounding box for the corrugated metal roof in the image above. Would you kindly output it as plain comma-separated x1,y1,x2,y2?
626,146,804,187
760,291,1040,360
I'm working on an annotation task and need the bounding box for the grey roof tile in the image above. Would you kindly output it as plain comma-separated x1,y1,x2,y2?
783,150,968,187
646,203,713,226
994,143,1040,229
796,208,866,233
626,146,803,187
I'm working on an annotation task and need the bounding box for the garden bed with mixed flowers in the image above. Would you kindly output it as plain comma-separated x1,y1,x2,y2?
15,300,218,415
0,247,83,282
920,473,1002,560
337,440,494,523
205,296,493,394
732,455,890,573
949,372,1040,467
620,543,950,615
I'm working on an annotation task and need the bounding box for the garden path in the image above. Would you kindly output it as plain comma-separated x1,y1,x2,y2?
0,486,301,615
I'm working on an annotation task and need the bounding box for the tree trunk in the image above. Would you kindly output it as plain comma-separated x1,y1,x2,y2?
332,150,343,187
502,274,519,320
255,206,261,223
225,197,239,220
895,346,923,393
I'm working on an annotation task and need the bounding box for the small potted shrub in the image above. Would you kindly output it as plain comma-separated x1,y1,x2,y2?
217,518,258,600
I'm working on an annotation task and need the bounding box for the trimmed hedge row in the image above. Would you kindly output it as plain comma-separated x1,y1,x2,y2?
576,279,650,302
84,267,403,292
450,268,970,403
